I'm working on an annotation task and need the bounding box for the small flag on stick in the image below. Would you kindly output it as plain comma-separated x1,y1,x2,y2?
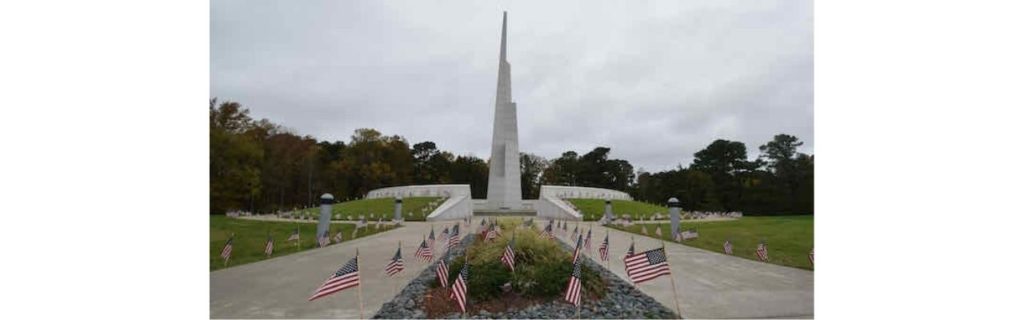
450,258,469,313
385,245,405,277
436,250,450,288
756,242,769,262
414,238,433,262
220,236,234,261
308,255,360,301
264,234,274,256
563,256,583,306
624,247,672,284
501,236,516,272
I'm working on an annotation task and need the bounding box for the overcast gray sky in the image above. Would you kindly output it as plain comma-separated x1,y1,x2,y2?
211,0,812,172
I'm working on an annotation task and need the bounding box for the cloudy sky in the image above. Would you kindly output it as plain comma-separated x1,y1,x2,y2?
211,0,812,172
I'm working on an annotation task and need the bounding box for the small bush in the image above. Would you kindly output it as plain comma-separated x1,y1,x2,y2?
443,219,605,302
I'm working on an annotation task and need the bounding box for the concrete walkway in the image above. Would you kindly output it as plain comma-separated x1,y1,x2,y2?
542,222,814,319
210,221,457,319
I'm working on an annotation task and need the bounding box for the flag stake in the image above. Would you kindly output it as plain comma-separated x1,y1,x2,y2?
357,248,365,320
661,240,683,318
394,241,401,296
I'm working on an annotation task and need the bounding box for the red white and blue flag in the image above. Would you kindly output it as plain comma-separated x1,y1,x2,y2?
501,237,516,272
385,246,404,277
287,228,300,241
436,250,449,288
723,240,733,255
563,255,583,306
308,255,360,301
450,260,469,313
220,236,233,260
624,247,672,284
756,242,768,262
598,233,609,261
485,224,498,242
264,234,274,256
448,224,461,249
414,238,433,262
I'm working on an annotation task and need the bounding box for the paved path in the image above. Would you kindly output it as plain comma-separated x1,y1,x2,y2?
542,222,814,319
210,222,454,319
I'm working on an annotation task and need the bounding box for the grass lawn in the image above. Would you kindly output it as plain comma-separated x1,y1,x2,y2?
609,215,814,270
210,215,400,271
293,197,441,221
567,198,671,221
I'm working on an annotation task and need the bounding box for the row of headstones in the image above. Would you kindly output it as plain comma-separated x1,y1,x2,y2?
374,190,453,198
554,192,630,199
224,210,252,217
600,197,701,237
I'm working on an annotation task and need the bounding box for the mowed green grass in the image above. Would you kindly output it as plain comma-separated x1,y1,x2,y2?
609,216,814,270
294,197,441,221
567,199,670,221
210,215,400,271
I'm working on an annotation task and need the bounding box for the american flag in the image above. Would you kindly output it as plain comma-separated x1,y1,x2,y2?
809,248,814,265
655,226,662,238
220,236,233,260
436,250,449,288
501,237,516,272
319,231,330,248
308,255,360,301
428,229,436,248
598,233,609,261
584,229,592,252
287,228,300,241
543,222,554,239
624,247,672,284
447,224,461,249
571,234,583,264
414,238,433,262
563,256,583,306
562,221,568,234
333,231,343,243
385,246,404,277
485,224,498,242
641,225,648,235
450,260,469,313
756,242,768,262
440,226,449,241
264,235,274,256
723,240,733,255
357,217,367,228
571,225,579,240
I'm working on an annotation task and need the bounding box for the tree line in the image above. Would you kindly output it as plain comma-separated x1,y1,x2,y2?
211,99,812,215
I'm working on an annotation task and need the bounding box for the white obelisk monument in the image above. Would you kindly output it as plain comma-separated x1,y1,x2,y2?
485,11,523,211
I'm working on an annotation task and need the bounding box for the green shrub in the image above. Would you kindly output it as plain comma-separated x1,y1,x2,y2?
443,219,606,301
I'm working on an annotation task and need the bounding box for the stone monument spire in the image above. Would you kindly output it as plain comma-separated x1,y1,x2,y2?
485,11,522,210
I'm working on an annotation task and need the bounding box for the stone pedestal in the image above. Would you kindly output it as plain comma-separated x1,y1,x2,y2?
318,193,333,237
